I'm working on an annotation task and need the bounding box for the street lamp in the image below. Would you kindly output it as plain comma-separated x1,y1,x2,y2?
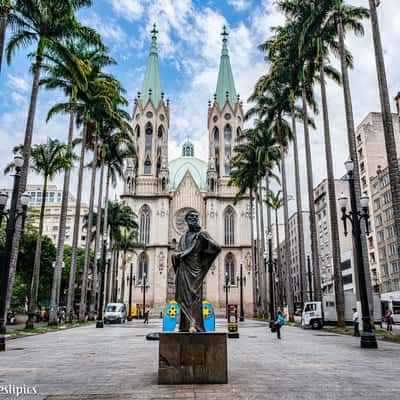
266,231,275,325
142,272,147,319
96,240,111,329
127,266,135,321
339,159,377,349
224,271,230,319
238,263,245,322
307,255,313,302
0,155,28,351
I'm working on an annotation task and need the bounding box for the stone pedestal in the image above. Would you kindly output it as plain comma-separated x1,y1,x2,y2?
158,333,228,384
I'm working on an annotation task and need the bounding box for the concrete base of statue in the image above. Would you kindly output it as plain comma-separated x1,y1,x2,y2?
158,332,228,384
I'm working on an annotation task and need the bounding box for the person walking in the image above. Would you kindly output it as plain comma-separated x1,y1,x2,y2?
352,308,360,337
144,310,149,324
386,309,393,332
275,310,285,339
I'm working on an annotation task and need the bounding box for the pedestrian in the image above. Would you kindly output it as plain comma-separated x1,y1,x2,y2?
352,307,360,337
274,310,285,339
144,310,149,324
386,309,393,332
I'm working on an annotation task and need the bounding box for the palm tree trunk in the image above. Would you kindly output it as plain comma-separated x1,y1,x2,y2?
320,62,345,325
90,155,105,315
274,209,282,308
301,86,321,303
265,177,271,232
250,191,257,316
337,16,374,311
369,0,400,263
291,105,307,308
5,53,43,313
258,180,266,316
66,124,87,321
255,186,261,314
103,172,111,306
121,252,127,302
0,3,9,75
280,144,294,320
49,107,75,325
26,175,48,328
79,139,98,321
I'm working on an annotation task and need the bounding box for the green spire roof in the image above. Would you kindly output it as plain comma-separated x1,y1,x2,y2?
141,24,162,108
215,26,237,109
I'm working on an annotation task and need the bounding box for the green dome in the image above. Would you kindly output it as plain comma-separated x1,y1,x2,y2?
169,155,208,191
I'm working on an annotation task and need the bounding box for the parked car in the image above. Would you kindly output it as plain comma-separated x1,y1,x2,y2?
104,303,127,324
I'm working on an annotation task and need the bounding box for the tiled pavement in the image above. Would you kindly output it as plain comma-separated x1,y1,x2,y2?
0,319,399,400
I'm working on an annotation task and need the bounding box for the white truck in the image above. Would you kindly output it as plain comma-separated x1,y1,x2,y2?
302,292,382,329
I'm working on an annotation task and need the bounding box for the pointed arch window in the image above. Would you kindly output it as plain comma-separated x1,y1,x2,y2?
144,154,152,174
224,124,232,175
138,252,148,285
225,253,235,286
139,205,151,245
157,126,164,149
224,206,235,246
213,127,220,177
145,122,153,153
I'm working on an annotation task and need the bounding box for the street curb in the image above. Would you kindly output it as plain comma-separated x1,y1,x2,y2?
5,322,95,340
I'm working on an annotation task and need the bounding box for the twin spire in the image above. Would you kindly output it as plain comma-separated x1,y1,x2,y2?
140,24,238,109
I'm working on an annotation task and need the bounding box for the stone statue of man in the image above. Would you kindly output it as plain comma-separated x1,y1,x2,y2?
172,210,221,332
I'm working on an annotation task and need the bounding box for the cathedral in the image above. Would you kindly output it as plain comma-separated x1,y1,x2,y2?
120,25,253,315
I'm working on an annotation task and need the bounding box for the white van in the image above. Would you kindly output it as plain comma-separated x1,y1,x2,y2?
104,303,127,324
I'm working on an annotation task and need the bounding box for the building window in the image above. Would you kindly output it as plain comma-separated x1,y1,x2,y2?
383,191,392,205
387,225,395,238
225,253,235,286
213,127,220,176
138,253,148,285
139,205,151,245
224,125,232,175
388,243,397,257
144,154,151,174
374,198,381,210
376,214,382,227
392,262,400,273
144,123,153,174
224,206,235,246
378,230,384,243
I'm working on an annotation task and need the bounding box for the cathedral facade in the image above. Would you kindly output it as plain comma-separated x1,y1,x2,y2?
120,25,253,315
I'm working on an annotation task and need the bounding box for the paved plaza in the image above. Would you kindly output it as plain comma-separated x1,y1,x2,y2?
1,319,399,400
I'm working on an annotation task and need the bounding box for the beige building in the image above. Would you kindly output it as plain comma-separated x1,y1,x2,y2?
355,112,400,292
314,179,354,295
120,26,253,314
370,165,400,293
3,184,88,248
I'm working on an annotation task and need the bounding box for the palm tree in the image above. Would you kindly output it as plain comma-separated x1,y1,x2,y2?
4,0,99,315
5,139,76,327
0,0,12,74
40,38,98,324
368,0,400,267
230,135,260,315
265,190,284,308
114,227,142,302
89,117,134,314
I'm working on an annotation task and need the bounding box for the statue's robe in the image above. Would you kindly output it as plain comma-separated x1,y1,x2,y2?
173,229,221,332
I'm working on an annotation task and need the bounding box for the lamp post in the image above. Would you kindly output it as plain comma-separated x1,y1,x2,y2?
127,265,135,321
266,231,275,323
338,159,377,349
142,272,146,319
0,155,29,351
96,240,111,328
239,264,244,322
0,191,9,227
224,271,230,319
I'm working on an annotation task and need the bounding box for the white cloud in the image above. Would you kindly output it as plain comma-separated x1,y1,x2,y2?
7,74,29,93
108,0,145,21
227,0,250,11
81,13,126,42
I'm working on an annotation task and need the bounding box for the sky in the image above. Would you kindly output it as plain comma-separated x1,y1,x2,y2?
1,0,400,218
